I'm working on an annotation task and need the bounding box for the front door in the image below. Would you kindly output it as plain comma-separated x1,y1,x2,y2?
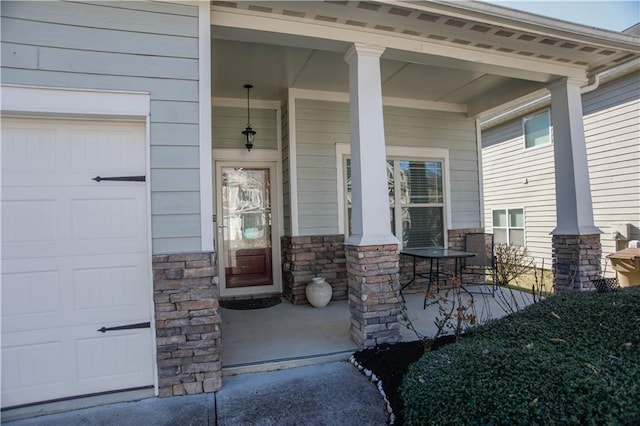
217,164,278,296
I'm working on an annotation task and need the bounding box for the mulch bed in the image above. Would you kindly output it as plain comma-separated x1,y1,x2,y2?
351,335,458,425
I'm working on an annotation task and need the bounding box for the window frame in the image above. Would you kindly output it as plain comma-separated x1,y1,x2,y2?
336,144,451,249
492,207,526,246
522,108,552,150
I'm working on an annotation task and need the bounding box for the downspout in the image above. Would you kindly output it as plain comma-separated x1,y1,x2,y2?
580,74,600,94
475,119,485,230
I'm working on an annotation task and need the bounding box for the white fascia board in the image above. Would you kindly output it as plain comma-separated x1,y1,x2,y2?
211,8,587,80
199,1,214,253
1,84,150,117
394,0,640,52
289,88,467,113
480,57,640,127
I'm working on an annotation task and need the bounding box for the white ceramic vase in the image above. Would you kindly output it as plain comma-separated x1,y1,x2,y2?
306,277,332,308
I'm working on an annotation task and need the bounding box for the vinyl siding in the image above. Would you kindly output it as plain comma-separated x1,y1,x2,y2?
212,106,278,150
482,71,640,273
0,0,201,254
294,99,481,236
295,100,348,236
584,72,640,264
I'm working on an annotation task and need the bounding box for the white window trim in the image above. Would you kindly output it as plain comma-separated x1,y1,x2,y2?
491,207,526,246
336,143,452,248
523,108,553,150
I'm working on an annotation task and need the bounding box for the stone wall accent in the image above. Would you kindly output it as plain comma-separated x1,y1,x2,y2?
346,244,401,349
281,235,347,304
152,252,222,397
552,234,602,291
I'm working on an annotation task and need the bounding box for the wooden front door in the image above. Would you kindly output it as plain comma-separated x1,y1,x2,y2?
219,166,274,291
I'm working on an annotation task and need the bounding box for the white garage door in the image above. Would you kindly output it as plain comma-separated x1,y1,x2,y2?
1,117,154,408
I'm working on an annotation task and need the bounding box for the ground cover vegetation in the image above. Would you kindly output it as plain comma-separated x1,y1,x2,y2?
400,287,640,425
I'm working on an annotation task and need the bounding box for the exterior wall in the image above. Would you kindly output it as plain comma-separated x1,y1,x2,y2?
295,99,349,236
583,72,640,259
384,106,481,230
482,116,556,268
281,235,348,304
212,106,278,150
482,71,640,274
293,99,481,236
152,253,222,396
0,0,202,254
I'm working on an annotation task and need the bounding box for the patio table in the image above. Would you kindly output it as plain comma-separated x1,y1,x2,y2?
400,248,476,297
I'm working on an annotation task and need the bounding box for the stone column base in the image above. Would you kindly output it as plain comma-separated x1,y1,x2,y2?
346,244,401,349
552,234,601,291
153,252,222,396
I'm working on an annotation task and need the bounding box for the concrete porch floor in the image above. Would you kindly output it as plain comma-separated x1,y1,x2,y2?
220,286,536,375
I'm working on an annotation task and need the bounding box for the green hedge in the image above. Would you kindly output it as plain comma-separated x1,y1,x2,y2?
401,287,640,425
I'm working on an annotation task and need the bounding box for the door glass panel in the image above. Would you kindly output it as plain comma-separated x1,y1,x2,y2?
221,167,272,288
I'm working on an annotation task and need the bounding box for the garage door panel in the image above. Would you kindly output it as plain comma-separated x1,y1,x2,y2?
3,187,147,260
71,194,145,244
2,199,58,244
2,254,150,333
1,117,153,408
72,256,150,316
1,340,66,399
1,327,153,407
69,128,145,175
76,331,153,383
1,126,59,177
1,269,62,319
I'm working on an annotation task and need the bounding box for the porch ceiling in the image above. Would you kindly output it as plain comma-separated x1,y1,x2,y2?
211,1,640,115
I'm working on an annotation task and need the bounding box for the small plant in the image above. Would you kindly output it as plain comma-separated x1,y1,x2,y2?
494,243,534,286
400,275,478,351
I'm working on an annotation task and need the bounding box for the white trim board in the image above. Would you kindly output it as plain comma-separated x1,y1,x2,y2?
288,88,467,113
1,84,150,117
199,2,214,252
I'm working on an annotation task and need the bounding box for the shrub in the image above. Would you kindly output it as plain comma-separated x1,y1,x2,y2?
494,243,534,287
401,287,640,425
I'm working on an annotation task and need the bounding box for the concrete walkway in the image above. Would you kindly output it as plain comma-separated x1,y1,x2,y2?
3,362,387,426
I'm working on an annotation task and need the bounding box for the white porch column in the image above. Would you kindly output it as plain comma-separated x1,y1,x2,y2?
549,77,600,236
343,43,398,247
550,77,602,291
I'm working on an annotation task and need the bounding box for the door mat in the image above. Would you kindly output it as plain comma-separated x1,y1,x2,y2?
220,296,281,310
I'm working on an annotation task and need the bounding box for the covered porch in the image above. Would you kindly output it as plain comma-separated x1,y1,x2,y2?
220,287,536,373
206,0,640,357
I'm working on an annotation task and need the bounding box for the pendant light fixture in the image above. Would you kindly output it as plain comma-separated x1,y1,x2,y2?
242,84,256,152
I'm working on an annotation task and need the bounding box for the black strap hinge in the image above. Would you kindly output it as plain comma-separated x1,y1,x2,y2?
97,322,151,333
93,175,146,182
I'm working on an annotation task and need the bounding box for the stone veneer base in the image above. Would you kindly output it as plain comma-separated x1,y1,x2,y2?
346,244,402,349
281,235,347,305
152,252,222,397
552,234,602,291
